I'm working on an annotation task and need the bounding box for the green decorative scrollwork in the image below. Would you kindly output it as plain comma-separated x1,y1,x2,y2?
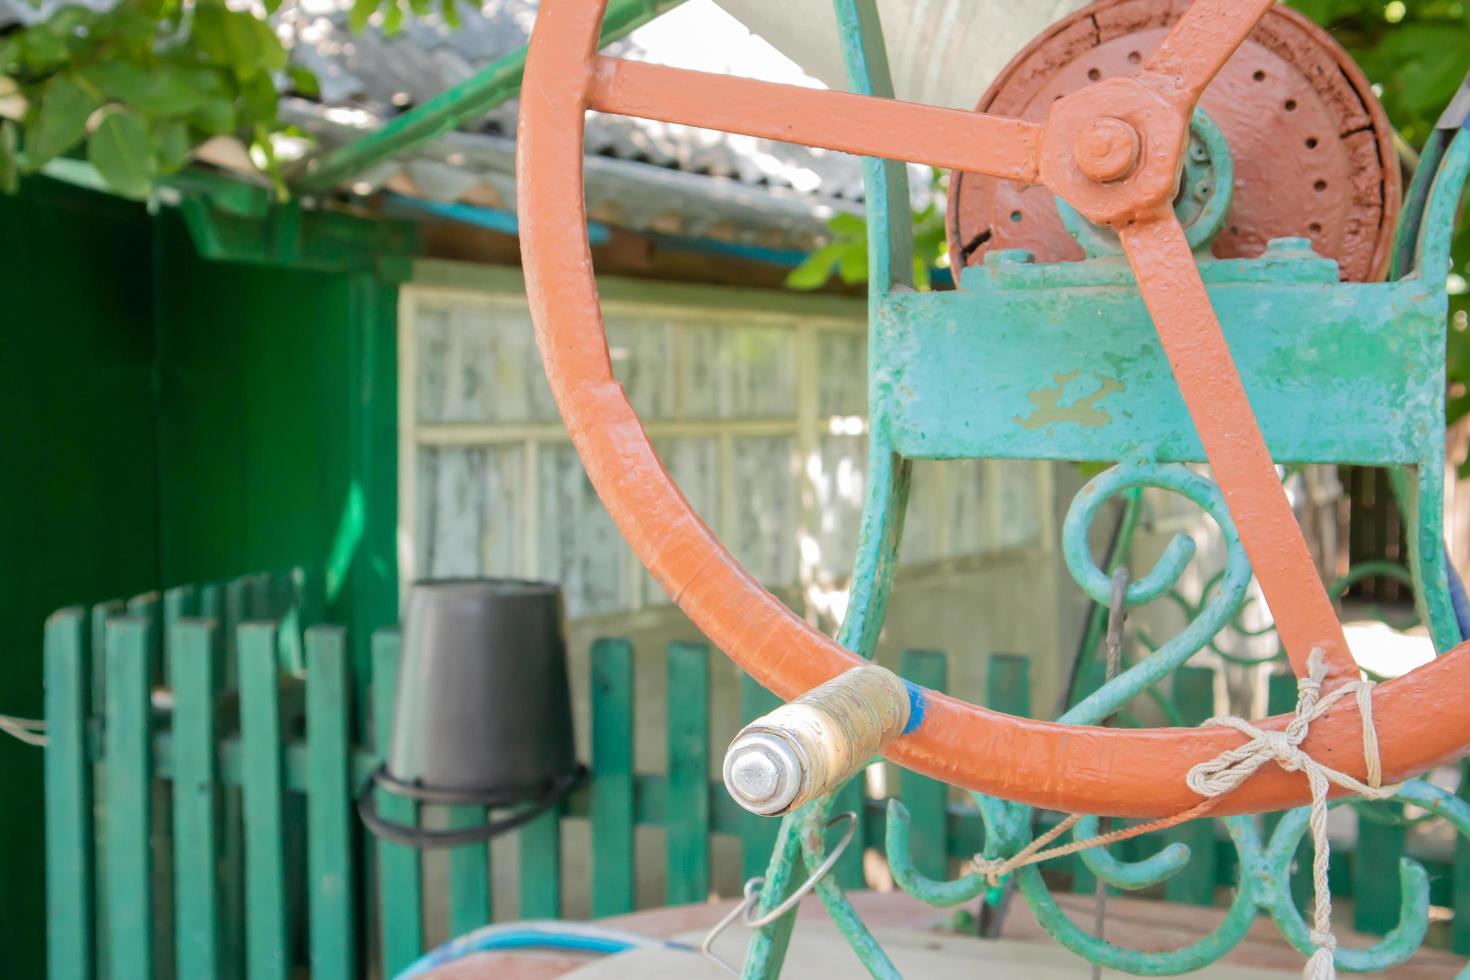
882,460,1470,975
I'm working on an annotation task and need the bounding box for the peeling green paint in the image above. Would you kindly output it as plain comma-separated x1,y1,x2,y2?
1015,370,1124,430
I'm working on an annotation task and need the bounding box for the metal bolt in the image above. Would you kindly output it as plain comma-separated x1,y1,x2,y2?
723,730,804,816
1074,117,1140,183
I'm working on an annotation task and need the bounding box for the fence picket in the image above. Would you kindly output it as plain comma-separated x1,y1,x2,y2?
1354,799,1406,935
373,629,424,973
219,578,251,980
45,608,94,980
590,638,635,917
239,623,289,980
519,807,563,919
89,600,121,980
666,642,711,906
306,626,356,980
986,654,1031,717
171,619,221,978
128,591,176,980
163,586,199,633
898,651,948,881
104,616,154,980
739,673,783,882
447,806,492,935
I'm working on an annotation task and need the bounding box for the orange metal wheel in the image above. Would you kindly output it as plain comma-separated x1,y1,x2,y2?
516,0,1470,818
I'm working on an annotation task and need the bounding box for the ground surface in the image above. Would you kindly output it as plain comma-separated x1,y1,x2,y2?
421,889,1466,978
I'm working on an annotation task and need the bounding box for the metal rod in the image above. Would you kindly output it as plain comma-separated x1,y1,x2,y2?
723,665,910,817
1091,567,1130,980
293,0,690,193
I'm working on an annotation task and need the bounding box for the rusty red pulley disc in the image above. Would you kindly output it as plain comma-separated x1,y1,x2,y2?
946,0,1401,282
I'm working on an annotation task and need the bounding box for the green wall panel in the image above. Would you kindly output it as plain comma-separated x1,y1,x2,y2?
2,181,398,972
0,176,160,975
152,211,398,691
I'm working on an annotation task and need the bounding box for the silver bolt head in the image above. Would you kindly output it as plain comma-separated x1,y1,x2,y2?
723,730,803,816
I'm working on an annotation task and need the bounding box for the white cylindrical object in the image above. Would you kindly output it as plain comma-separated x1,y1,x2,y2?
723,664,911,816
712,0,1090,109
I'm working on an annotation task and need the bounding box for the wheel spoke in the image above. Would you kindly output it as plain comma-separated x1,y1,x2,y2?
587,56,1044,182
1142,0,1274,106
1117,213,1357,687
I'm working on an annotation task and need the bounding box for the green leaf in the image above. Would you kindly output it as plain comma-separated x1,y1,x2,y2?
1287,0,1335,24
87,108,154,198
190,95,236,135
912,256,931,292
193,2,283,79
15,26,72,74
349,0,377,33
827,211,867,238
837,241,869,284
0,119,19,194
286,64,320,98
250,16,289,73
383,0,404,35
153,117,192,174
441,0,461,29
80,62,212,116
785,241,845,290
25,75,100,169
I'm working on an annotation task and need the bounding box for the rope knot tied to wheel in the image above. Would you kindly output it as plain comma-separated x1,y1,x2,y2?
971,648,1399,979
1186,647,1399,979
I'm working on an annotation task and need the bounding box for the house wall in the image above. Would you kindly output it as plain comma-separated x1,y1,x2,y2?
151,210,400,696
0,176,160,975
3,189,400,970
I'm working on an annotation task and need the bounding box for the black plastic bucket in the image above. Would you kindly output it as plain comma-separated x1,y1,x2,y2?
357,578,584,847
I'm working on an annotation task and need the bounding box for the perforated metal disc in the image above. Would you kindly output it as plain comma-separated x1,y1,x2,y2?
946,0,1401,282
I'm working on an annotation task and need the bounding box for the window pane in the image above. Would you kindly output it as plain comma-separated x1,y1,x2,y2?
680,324,796,419
414,299,557,423
416,445,525,580
810,433,866,580
816,331,866,417
729,435,797,585
537,443,633,617
608,316,676,420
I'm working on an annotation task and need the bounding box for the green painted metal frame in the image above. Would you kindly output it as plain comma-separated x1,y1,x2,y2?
722,2,1470,976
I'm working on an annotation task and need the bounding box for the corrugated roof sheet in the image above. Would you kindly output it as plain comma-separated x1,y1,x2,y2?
0,0,914,248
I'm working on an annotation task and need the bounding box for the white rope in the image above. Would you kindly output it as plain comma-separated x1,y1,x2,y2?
1185,648,1399,980
970,647,1396,980
0,714,46,747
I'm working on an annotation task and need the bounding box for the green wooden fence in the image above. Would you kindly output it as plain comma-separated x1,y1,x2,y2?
43,571,1470,978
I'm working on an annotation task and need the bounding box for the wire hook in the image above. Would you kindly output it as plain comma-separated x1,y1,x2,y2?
700,810,859,974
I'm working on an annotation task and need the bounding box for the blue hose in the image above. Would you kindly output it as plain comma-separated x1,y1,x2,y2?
393,920,691,979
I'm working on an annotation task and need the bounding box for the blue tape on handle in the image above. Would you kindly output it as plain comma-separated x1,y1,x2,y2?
902,681,926,734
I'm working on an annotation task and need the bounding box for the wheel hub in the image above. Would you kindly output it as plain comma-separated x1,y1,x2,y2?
947,0,1401,281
